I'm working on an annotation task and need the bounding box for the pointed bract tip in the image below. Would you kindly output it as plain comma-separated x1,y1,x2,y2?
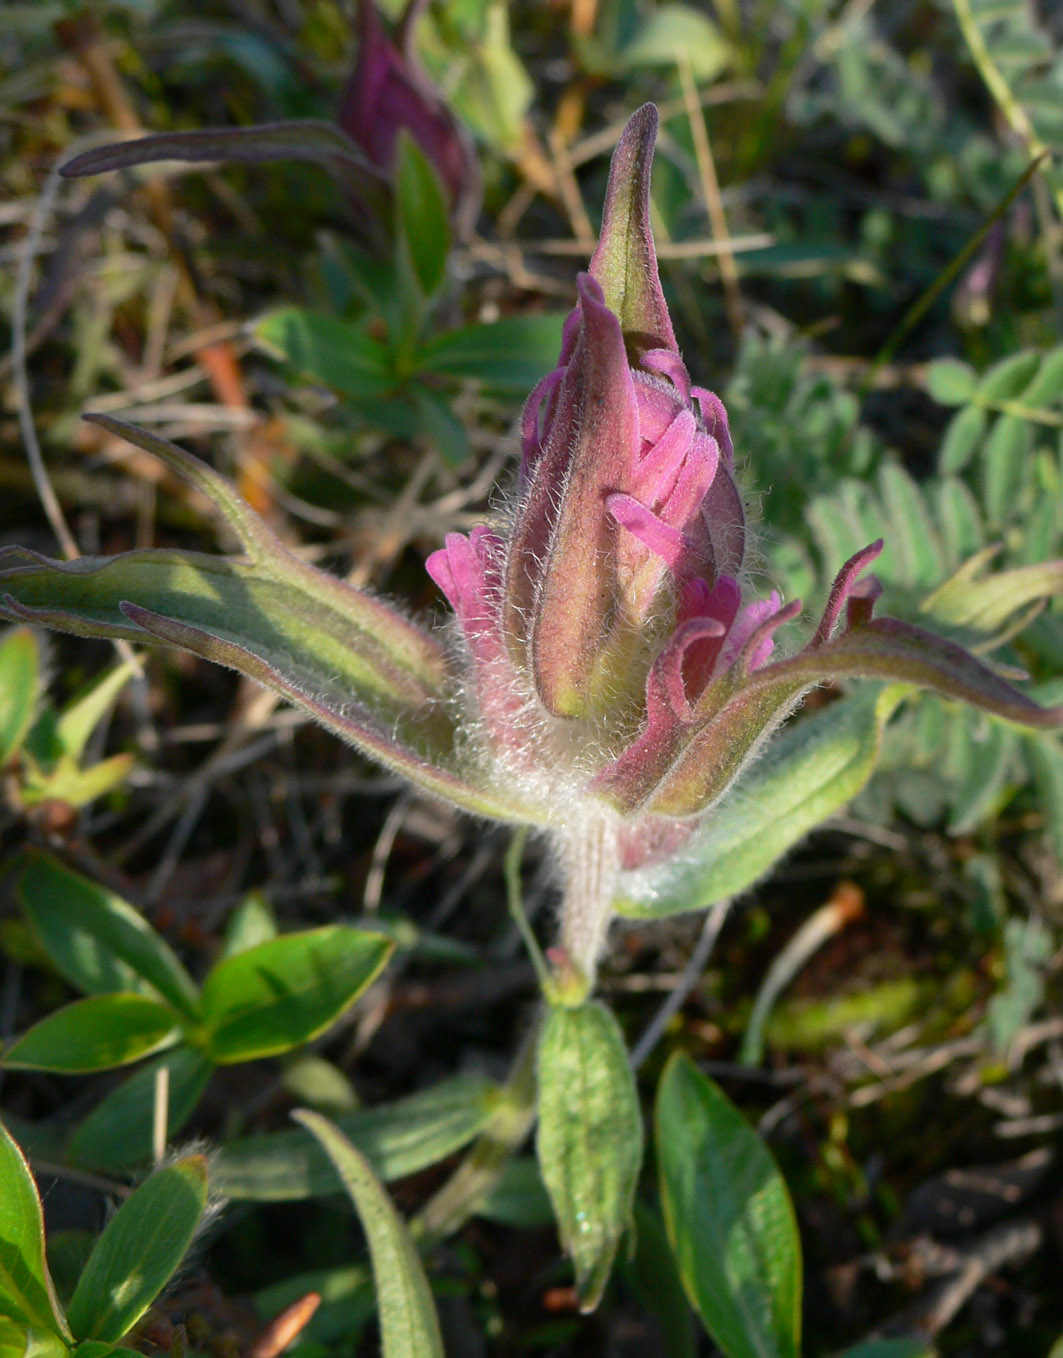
589,104,676,359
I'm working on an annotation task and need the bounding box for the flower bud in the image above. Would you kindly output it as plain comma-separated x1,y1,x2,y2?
337,0,480,234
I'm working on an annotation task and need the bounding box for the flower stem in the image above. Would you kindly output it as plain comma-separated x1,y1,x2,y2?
413,1013,540,1245
556,811,620,988
505,826,550,991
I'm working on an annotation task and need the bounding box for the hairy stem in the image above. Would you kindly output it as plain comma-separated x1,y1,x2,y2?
556,810,621,986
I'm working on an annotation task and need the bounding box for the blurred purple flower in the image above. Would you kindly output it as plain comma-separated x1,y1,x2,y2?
337,0,480,234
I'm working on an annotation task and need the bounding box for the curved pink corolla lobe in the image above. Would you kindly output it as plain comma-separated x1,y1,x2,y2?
338,0,480,233
593,551,882,816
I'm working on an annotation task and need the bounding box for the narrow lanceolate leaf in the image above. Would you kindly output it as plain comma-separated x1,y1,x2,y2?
0,418,539,824
293,1111,444,1358
616,685,908,918
68,1049,213,1171
536,1000,643,1312
395,132,451,299
60,121,379,182
198,927,393,1064
215,1074,499,1200
0,627,39,766
65,1156,208,1344
0,1120,71,1339
656,1054,801,1358
3,995,180,1073
54,659,136,762
18,853,199,1020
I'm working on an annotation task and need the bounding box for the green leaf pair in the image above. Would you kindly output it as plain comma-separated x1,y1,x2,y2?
4,852,392,1078
0,1120,207,1354
254,302,567,468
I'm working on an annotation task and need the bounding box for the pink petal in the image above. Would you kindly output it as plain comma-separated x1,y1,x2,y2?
608,493,688,569
642,348,692,402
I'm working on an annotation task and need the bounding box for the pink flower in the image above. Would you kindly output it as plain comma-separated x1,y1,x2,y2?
426,107,892,850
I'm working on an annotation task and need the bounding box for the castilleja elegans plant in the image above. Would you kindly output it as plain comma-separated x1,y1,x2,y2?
6,101,1063,1313
4,105,1063,993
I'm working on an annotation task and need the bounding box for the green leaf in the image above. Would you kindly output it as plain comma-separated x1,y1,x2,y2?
419,313,568,392
620,4,731,81
1018,345,1063,404
0,1320,68,1358
293,1111,444,1358
254,308,396,401
946,720,1014,833
18,752,135,812
215,1074,498,1199
0,628,39,767
835,1341,935,1358
938,404,986,474
621,1201,697,1358
219,890,278,959
3,995,180,1073
54,661,135,763
877,463,945,587
0,1120,71,1339
978,350,1041,401
395,133,451,300
536,1000,643,1311
410,386,471,467
0,420,539,824
981,414,1030,524
925,358,977,405
921,552,1063,635
656,1054,801,1358
474,1157,554,1228
68,1048,213,1170
65,1156,208,1343
931,478,984,566
18,853,199,1019
199,926,393,1063
616,686,907,918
